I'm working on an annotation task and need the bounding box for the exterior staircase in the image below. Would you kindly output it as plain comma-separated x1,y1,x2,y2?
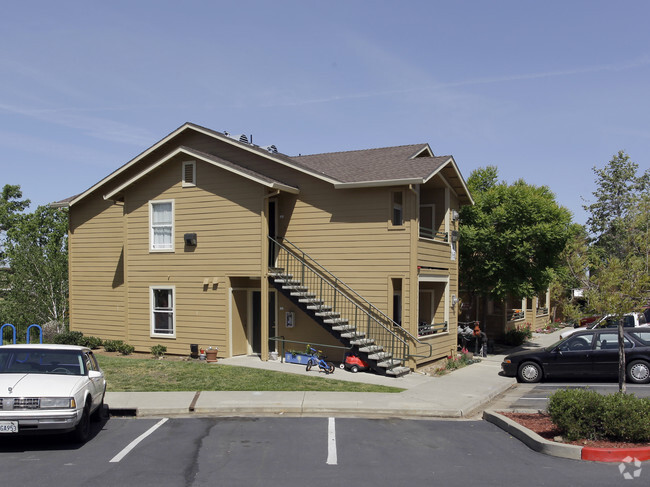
269,237,432,377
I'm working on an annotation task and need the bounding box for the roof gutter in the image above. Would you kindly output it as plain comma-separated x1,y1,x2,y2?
333,178,423,189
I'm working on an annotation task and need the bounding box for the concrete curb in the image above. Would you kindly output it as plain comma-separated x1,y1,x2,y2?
483,410,582,460
484,410,650,463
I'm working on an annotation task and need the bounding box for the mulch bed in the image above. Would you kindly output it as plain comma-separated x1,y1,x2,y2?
501,412,650,449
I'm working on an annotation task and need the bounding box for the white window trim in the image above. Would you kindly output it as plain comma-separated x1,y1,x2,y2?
182,160,196,187
150,285,176,338
149,199,175,252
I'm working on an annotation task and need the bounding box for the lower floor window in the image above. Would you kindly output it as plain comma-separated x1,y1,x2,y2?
151,287,175,336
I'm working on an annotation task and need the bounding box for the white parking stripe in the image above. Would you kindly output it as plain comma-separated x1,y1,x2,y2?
326,417,337,465
110,418,169,463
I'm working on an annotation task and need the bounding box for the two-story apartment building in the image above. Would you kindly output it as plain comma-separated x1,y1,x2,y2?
54,123,473,375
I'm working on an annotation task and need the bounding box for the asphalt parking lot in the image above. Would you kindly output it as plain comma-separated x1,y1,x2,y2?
0,416,632,487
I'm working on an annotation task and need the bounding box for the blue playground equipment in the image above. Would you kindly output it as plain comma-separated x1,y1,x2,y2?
1,323,42,345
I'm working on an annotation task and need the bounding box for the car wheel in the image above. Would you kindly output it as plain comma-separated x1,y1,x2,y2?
91,388,106,422
339,363,345,369
72,402,91,443
627,360,650,384
517,361,542,383
350,364,359,373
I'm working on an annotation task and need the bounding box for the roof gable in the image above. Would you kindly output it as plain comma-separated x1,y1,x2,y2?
104,146,299,201
56,122,472,207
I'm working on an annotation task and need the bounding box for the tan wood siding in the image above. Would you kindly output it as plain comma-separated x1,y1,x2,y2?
121,157,265,355
68,194,126,340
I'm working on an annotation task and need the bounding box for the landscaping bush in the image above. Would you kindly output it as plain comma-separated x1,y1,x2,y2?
53,330,85,346
103,340,124,353
548,388,650,442
151,344,167,358
504,323,533,346
117,343,135,355
547,388,604,441
601,393,650,443
79,335,103,349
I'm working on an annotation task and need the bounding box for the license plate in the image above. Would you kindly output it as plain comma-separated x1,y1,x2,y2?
0,421,18,433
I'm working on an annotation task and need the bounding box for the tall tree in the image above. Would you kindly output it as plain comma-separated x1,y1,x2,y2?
1,205,69,328
582,153,650,392
460,168,573,305
584,150,650,259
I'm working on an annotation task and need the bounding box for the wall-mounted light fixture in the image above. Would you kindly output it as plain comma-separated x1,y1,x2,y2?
451,294,459,307
451,209,460,222
184,233,197,246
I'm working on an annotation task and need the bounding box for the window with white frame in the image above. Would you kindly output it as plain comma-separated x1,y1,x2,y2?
182,161,196,187
151,287,175,336
150,200,174,251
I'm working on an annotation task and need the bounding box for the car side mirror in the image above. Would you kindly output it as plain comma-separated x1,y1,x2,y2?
89,370,102,379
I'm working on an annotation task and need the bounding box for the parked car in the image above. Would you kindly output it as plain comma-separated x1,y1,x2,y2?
501,327,650,384
0,344,106,442
560,312,646,339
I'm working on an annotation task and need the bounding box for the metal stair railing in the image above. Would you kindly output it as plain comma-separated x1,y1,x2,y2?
269,236,432,363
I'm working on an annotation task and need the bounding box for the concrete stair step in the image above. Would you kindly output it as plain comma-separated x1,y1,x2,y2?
386,366,410,377
332,324,355,331
369,352,392,361
341,332,365,339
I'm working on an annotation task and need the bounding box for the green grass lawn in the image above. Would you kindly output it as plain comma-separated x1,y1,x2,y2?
97,355,404,393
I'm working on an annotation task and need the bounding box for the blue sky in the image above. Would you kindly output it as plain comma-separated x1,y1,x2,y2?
2,0,649,224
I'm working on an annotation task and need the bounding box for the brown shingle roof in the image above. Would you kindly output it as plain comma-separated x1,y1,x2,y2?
292,145,451,184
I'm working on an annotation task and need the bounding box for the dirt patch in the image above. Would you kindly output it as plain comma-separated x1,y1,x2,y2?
501,412,650,449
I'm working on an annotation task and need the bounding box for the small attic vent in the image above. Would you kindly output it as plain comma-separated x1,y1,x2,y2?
182,161,196,187
264,144,278,154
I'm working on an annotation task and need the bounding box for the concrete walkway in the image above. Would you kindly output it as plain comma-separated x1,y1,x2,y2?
105,329,566,419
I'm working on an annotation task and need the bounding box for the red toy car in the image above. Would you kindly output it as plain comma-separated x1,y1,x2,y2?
341,353,370,373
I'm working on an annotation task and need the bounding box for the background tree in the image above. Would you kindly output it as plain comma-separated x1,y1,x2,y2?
548,223,591,324
584,150,650,259
1,205,69,334
459,167,573,315
0,184,30,264
581,153,650,392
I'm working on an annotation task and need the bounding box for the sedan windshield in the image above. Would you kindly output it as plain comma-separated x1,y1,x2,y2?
0,349,85,375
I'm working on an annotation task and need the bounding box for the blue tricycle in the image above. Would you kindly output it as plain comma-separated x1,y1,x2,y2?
305,346,335,374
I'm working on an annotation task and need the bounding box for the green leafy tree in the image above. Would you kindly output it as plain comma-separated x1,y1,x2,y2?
584,150,650,259
549,223,591,323
0,184,30,264
460,168,573,308
581,152,650,392
1,205,69,330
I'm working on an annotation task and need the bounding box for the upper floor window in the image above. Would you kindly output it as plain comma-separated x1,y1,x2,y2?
391,191,404,226
182,161,196,187
150,200,174,252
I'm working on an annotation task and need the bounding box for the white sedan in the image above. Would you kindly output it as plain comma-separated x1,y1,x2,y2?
0,344,106,442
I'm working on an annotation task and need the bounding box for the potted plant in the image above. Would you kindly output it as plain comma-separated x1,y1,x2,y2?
205,346,218,363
